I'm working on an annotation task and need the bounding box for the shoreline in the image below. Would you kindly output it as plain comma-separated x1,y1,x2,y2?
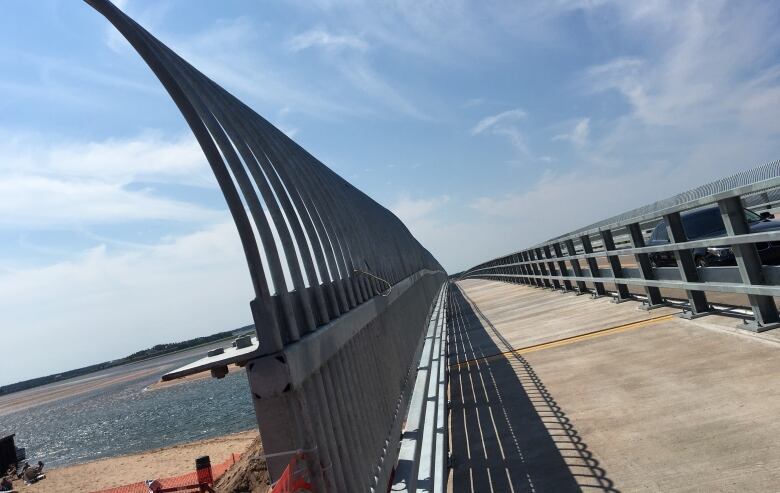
7,430,259,493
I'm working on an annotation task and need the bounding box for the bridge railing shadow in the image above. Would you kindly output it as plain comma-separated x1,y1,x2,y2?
448,283,619,493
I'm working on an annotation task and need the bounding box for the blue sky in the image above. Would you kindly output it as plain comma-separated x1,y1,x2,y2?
2,0,780,384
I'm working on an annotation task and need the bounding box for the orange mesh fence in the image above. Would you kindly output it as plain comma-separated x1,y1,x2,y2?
270,453,313,493
90,453,241,493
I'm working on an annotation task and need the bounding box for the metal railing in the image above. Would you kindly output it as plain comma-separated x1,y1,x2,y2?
85,1,447,491
460,160,780,332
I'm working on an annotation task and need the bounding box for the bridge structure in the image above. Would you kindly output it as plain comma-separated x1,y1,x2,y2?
86,1,780,491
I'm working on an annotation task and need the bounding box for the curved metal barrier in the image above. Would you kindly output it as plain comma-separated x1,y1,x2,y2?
84,1,447,491
460,160,780,332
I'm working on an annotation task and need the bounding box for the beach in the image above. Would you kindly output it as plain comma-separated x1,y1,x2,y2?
7,430,258,493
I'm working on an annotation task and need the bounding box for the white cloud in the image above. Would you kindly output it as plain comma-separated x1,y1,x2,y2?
0,221,254,384
165,18,363,120
287,29,368,52
471,108,526,135
552,117,590,148
471,108,530,155
0,176,220,228
0,131,218,228
583,2,780,129
391,194,450,223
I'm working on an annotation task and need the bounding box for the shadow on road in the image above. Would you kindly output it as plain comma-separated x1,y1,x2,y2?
448,283,619,493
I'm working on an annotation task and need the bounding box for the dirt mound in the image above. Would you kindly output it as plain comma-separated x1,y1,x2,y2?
214,436,269,493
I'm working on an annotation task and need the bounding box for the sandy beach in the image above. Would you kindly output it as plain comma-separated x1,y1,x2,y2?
6,430,258,493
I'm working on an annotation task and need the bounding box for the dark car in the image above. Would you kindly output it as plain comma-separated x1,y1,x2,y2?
647,206,780,267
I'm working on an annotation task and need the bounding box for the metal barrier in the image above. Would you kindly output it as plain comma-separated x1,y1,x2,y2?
460,160,780,332
391,285,448,492
84,1,447,491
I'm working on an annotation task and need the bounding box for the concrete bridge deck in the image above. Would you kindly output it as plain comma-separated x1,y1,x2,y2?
447,279,780,492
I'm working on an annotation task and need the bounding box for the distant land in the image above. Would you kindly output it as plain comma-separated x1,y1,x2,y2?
0,324,255,396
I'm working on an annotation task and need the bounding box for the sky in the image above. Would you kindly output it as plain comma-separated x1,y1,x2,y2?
1,0,780,384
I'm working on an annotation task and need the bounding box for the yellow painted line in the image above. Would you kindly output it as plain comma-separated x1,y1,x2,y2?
450,314,674,370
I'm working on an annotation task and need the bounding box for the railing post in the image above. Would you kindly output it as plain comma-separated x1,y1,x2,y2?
565,239,588,295
552,242,573,292
599,229,631,303
523,251,536,286
543,245,562,290
512,253,522,284
526,251,543,288
627,222,665,309
517,253,529,285
534,248,553,289
580,234,607,298
664,212,712,318
718,197,780,330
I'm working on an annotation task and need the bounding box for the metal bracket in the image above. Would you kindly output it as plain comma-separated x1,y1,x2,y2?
739,319,780,332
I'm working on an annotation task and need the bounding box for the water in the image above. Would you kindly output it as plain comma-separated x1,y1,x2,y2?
0,352,257,468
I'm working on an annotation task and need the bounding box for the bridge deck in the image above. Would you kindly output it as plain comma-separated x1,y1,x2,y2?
448,279,780,492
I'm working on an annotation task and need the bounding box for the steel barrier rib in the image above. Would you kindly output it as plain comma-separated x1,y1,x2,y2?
83,1,448,490
460,160,780,331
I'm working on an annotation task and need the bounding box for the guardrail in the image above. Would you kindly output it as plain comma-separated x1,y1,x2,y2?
391,285,449,493
85,1,447,491
460,161,780,332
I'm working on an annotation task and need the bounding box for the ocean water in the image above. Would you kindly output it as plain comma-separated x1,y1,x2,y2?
0,357,257,468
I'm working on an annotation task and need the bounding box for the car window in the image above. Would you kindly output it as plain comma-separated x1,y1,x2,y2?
651,222,669,242
682,208,726,239
745,209,762,223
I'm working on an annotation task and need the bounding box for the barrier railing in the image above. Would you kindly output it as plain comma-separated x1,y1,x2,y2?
84,1,447,491
460,161,780,332
391,284,449,492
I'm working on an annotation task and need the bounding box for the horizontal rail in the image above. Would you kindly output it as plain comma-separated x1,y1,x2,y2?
465,229,780,274
392,284,449,493
244,269,442,396
538,160,780,248
477,272,780,297
461,162,780,331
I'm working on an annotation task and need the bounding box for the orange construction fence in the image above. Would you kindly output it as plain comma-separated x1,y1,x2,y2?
270,453,314,493
90,453,241,493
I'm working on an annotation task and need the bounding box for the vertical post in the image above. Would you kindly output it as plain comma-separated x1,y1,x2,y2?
552,242,573,291
543,245,562,290
517,253,529,285
534,248,553,289
522,252,535,286
627,222,665,309
600,229,630,303
526,251,543,288
580,234,607,297
718,197,780,330
565,239,588,294
664,212,711,318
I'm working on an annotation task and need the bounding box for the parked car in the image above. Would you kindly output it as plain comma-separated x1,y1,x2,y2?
647,206,780,267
